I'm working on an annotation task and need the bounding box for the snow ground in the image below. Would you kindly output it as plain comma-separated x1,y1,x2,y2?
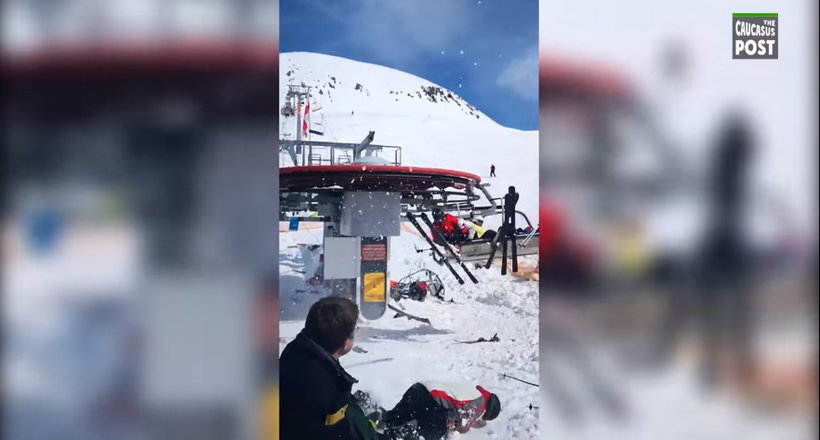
279,52,540,438
537,349,812,440
280,230,539,439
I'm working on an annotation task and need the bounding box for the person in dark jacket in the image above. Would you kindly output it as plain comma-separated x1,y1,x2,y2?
697,108,756,389
279,296,383,440
490,164,496,177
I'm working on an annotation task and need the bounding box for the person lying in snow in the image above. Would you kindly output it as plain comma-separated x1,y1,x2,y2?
358,381,501,440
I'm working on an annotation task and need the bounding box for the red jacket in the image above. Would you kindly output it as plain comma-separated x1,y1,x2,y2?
540,196,595,266
433,214,468,238
423,381,492,433
539,197,566,259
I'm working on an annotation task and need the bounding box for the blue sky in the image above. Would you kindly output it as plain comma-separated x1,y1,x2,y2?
280,0,539,130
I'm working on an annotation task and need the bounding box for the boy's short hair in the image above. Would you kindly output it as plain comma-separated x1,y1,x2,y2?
303,296,359,353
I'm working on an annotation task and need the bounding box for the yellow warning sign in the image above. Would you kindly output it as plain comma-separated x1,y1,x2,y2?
363,272,386,302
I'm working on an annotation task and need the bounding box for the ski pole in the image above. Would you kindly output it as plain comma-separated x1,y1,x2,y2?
520,225,538,247
502,373,539,388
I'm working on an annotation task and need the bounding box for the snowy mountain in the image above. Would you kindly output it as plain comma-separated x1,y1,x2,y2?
279,52,500,124
281,53,488,123
279,52,539,225
279,52,540,439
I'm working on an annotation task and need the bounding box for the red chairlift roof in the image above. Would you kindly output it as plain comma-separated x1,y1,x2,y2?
540,52,634,100
1,39,279,77
280,165,482,192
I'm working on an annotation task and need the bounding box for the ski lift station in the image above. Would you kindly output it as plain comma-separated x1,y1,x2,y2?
279,89,539,320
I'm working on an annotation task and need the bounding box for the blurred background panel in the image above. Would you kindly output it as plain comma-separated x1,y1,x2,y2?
2,1,279,440
538,0,816,438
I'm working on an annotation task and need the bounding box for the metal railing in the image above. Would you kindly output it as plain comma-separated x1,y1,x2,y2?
280,140,402,166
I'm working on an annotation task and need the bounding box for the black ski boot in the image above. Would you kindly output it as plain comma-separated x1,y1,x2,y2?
367,408,388,433
353,390,379,413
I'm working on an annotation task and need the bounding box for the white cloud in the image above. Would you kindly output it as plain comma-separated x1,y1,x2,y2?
496,45,539,100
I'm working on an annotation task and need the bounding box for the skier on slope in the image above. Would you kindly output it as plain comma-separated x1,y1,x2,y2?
359,381,501,440
431,209,471,245
490,164,496,177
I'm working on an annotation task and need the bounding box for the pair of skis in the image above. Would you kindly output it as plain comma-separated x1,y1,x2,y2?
455,333,500,344
405,212,479,285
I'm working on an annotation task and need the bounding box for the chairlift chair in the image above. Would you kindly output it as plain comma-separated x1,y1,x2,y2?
389,269,445,302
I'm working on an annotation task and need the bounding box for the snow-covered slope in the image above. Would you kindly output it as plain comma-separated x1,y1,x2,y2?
279,52,539,439
281,52,491,124
279,52,539,225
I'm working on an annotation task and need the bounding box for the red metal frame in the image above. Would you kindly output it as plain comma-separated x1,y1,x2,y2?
2,39,279,77
280,165,482,192
3,39,280,120
540,53,633,100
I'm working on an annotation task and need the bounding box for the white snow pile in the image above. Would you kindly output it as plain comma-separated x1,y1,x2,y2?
279,52,539,439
